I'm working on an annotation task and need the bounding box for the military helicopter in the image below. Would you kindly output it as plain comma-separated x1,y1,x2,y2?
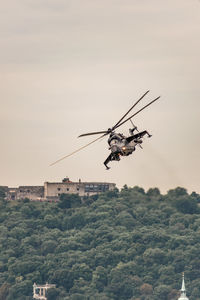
50,90,160,169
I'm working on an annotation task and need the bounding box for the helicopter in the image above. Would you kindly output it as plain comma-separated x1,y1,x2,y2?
50,90,160,169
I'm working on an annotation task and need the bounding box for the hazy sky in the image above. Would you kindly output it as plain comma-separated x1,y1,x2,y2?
1,0,200,193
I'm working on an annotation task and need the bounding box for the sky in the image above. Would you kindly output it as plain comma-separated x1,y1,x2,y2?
1,0,200,193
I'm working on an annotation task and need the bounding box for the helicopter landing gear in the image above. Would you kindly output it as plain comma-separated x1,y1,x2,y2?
104,153,121,170
104,153,112,170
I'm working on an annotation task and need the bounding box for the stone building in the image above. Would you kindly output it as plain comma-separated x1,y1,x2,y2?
44,177,115,200
6,186,44,201
5,177,116,202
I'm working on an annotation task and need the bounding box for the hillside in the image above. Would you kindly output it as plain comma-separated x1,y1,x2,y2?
0,186,200,300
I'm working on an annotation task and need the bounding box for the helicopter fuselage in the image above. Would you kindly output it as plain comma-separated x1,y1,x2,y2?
109,135,136,157
109,138,136,156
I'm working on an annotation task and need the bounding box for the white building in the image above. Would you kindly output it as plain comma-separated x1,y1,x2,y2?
44,177,116,200
178,273,189,300
33,283,56,300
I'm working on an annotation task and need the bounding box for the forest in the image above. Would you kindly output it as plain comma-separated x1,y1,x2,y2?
0,185,200,300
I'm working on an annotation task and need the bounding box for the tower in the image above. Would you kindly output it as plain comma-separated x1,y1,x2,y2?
178,273,189,300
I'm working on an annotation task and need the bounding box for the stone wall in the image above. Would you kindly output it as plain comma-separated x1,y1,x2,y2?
7,186,44,201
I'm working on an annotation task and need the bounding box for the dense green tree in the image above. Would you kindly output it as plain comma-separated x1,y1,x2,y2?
0,187,200,299
191,191,200,203
153,284,170,300
91,266,107,292
59,194,81,209
0,187,6,199
167,187,188,198
41,240,57,255
70,294,87,300
140,283,153,296
174,196,199,214
0,282,10,300
167,289,179,300
46,287,60,300
52,269,74,291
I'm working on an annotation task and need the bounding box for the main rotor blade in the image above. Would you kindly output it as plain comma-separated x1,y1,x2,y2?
115,96,160,130
50,134,106,166
78,130,108,138
112,90,150,130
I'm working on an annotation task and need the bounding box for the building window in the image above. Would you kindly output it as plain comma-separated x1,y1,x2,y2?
85,184,95,192
67,188,69,191
58,193,60,196
57,188,61,191
77,188,79,191
84,184,110,193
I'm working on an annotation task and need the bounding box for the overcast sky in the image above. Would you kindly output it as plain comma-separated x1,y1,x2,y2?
1,0,200,193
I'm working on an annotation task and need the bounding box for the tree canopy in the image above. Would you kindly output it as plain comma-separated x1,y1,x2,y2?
0,186,200,299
